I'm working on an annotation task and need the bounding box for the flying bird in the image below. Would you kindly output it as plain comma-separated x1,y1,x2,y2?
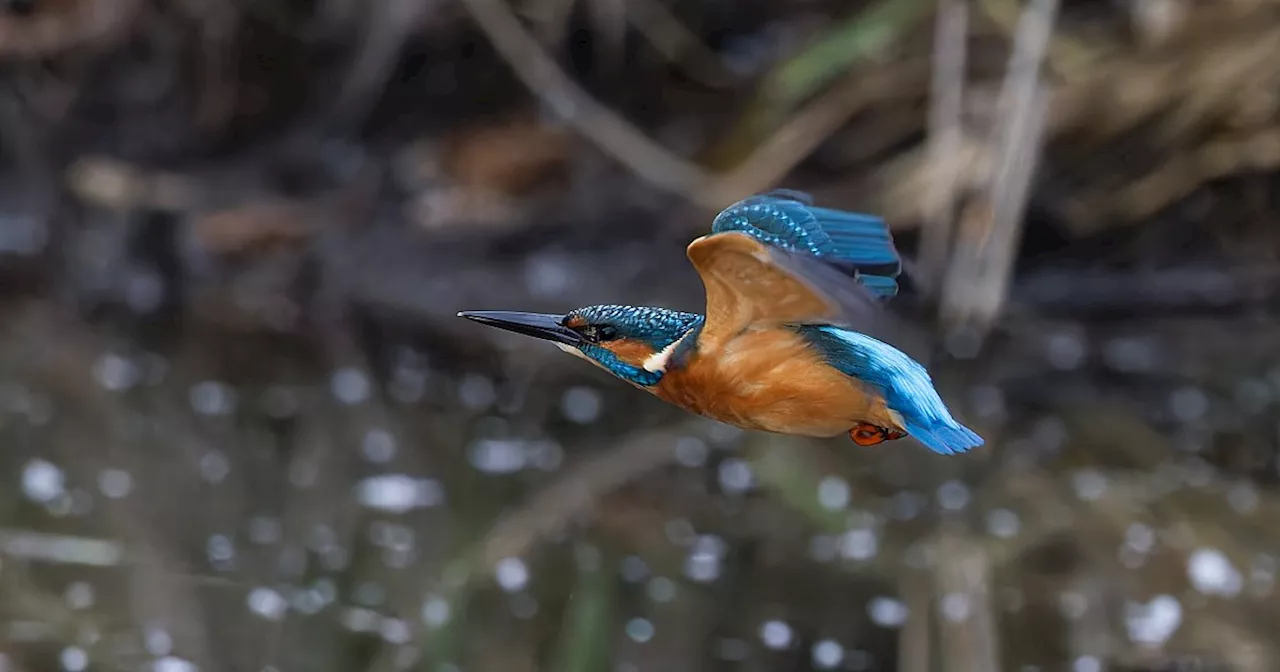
459,190,983,455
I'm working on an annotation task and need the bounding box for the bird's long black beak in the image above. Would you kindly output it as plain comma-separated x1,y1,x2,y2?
457,310,583,346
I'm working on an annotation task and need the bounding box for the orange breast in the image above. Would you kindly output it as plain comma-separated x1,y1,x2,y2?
653,327,896,438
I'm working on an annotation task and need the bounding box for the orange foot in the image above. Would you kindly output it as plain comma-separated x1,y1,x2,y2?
849,423,907,446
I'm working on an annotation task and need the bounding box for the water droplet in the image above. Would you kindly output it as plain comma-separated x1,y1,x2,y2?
868,597,908,627
64,582,94,610
937,480,970,511
361,429,397,464
422,595,450,628
1169,386,1209,422
1071,470,1108,501
717,459,753,494
560,386,602,424
985,508,1021,538
22,459,65,503
97,469,133,499
812,640,844,669
759,620,792,650
1187,548,1242,596
1072,655,1101,672
1125,523,1156,554
153,656,197,672
93,353,140,391
840,529,877,561
1125,594,1181,646
817,476,850,510
247,587,288,620
189,381,235,416
468,438,527,474
625,618,655,643
356,475,443,513
619,555,648,582
59,647,87,672
1058,591,1088,620
674,436,708,467
495,557,529,592
206,535,235,565
379,618,411,644
940,593,970,622
1046,331,1087,370
646,577,676,602
330,367,371,405
145,628,172,656
457,374,495,410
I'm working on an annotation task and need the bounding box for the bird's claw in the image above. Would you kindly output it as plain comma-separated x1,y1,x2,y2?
849,423,905,446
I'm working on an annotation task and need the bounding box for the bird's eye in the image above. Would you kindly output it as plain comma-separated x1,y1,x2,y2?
597,326,619,341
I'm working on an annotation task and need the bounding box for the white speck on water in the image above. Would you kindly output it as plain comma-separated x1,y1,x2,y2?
985,508,1021,538
1046,331,1087,370
59,647,88,672
249,516,282,545
330,367,371,405
153,656,197,672
1188,548,1242,596
759,620,792,650
717,458,754,494
457,374,496,410
64,582,94,610
198,451,230,483
469,438,526,474
93,353,141,391
940,593,970,622
1073,656,1101,672
839,529,878,561
98,469,133,499
22,459,65,503
646,577,676,602
247,587,288,620
937,480,970,511
1125,523,1156,554
868,597,909,628
206,534,235,565
619,555,649,582
1227,482,1259,514
145,628,173,656
361,429,397,464
625,618,655,643
811,639,844,669
1125,594,1182,646
817,476,850,510
1058,591,1088,620
356,475,443,513
560,386,602,424
1169,386,1209,422
674,436,709,467
890,490,923,520
495,557,529,592
685,534,724,583
422,595,450,628
341,607,380,632
1071,469,1108,501
189,381,235,416
380,618,411,644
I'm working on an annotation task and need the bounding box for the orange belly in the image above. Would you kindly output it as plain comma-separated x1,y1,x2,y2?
652,327,897,438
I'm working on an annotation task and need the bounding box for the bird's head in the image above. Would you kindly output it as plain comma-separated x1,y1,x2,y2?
459,304,703,386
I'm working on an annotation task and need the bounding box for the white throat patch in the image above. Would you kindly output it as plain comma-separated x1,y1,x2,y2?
642,330,691,373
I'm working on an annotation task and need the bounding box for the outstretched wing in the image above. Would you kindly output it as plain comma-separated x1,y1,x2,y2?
686,231,886,351
710,189,903,299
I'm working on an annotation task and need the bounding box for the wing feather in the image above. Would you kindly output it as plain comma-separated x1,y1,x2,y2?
686,232,887,351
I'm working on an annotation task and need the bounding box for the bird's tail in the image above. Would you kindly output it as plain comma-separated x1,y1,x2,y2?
901,417,985,456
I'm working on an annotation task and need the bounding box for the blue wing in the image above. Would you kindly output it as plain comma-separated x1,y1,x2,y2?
711,190,902,299
797,325,984,455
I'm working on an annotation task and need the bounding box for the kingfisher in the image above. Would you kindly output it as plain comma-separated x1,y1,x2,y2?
459,190,983,455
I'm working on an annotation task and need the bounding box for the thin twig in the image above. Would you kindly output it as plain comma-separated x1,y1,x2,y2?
457,0,714,202
919,0,969,297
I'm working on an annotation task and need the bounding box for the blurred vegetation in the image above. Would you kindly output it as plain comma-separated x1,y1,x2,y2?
1,0,1279,671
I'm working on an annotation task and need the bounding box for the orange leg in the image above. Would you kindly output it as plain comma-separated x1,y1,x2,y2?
849,422,906,446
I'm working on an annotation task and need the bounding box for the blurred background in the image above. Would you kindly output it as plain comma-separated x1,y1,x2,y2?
1,0,1279,670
